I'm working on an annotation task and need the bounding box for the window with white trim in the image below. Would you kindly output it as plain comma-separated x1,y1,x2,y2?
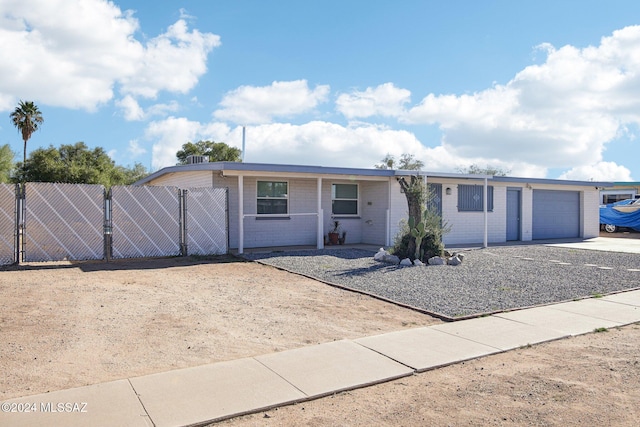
458,184,494,212
257,181,288,214
332,183,358,215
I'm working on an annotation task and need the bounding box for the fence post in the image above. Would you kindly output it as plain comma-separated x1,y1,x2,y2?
103,188,112,261
14,183,23,264
179,189,188,256
226,188,230,254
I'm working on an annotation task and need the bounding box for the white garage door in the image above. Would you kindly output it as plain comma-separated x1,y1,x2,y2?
532,190,580,239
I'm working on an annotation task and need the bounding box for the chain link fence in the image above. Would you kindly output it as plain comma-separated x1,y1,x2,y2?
0,183,228,265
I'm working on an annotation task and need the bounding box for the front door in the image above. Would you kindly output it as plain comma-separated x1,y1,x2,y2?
506,188,521,241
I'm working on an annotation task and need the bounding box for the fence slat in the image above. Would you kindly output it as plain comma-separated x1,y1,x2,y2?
24,183,105,262
185,187,228,255
0,184,15,265
111,185,181,258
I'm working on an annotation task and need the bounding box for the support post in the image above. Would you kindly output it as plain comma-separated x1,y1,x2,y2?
238,174,244,254
317,177,323,249
386,178,392,247
483,177,488,248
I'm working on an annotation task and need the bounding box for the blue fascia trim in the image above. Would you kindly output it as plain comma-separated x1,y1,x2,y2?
492,176,613,188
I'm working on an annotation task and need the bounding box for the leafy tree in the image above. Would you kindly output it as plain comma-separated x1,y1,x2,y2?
10,101,43,177
456,163,510,176
375,154,396,169
115,162,149,185
375,153,424,170
176,140,241,164
18,142,145,187
0,144,15,183
398,154,424,170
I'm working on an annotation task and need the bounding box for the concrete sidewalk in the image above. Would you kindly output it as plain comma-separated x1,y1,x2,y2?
2,289,639,427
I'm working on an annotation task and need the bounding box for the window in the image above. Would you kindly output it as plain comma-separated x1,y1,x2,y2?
257,181,288,215
602,193,633,205
458,184,494,212
332,183,358,215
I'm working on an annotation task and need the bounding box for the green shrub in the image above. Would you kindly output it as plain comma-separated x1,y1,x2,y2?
391,210,448,262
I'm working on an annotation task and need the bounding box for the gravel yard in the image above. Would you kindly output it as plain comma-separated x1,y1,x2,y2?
244,245,640,319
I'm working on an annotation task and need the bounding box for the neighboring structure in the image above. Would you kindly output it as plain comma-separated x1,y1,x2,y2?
599,182,640,205
136,162,610,253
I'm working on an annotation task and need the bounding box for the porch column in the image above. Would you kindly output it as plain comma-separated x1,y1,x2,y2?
386,178,392,246
317,177,324,249
483,177,488,248
238,174,244,254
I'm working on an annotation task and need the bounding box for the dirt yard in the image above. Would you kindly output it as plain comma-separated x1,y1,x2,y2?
1,255,639,426
0,256,437,400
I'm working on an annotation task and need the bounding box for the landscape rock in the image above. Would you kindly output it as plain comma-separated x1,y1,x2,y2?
448,255,463,266
382,254,400,264
428,256,446,265
373,248,389,261
400,258,413,266
413,259,424,266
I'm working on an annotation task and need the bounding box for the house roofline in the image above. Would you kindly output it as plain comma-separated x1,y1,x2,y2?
492,175,613,188
610,181,640,186
134,161,612,188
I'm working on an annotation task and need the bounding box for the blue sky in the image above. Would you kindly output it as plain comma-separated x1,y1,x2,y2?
1,0,640,181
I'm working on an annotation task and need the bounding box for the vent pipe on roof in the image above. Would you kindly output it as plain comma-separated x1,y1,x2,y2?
242,126,246,162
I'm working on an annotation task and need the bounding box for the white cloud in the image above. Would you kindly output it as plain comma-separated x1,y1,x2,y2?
213,80,330,124
149,117,469,172
559,161,633,181
127,140,147,157
398,26,640,178
147,117,234,169
117,95,180,121
336,83,411,119
119,19,220,98
147,117,202,169
117,95,145,121
147,101,180,117
0,0,219,111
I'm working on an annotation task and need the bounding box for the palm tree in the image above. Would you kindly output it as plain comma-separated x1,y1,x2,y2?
10,100,44,180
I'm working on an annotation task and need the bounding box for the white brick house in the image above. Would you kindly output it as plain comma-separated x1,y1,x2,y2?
136,162,610,253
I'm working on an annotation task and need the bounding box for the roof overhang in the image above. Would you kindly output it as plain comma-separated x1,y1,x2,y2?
134,161,612,188
492,175,613,188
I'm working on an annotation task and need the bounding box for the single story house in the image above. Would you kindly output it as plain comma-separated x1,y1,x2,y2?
136,161,611,253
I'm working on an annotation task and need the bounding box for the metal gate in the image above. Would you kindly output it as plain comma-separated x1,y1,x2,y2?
184,187,228,255
427,183,442,216
23,183,105,262
111,185,181,258
0,184,16,265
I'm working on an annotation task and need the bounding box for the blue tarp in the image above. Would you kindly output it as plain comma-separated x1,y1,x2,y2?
600,204,640,231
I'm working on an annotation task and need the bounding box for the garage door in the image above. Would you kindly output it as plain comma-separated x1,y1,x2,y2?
532,190,580,239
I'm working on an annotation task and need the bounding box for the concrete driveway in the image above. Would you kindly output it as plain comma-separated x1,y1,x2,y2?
548,236,640,254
